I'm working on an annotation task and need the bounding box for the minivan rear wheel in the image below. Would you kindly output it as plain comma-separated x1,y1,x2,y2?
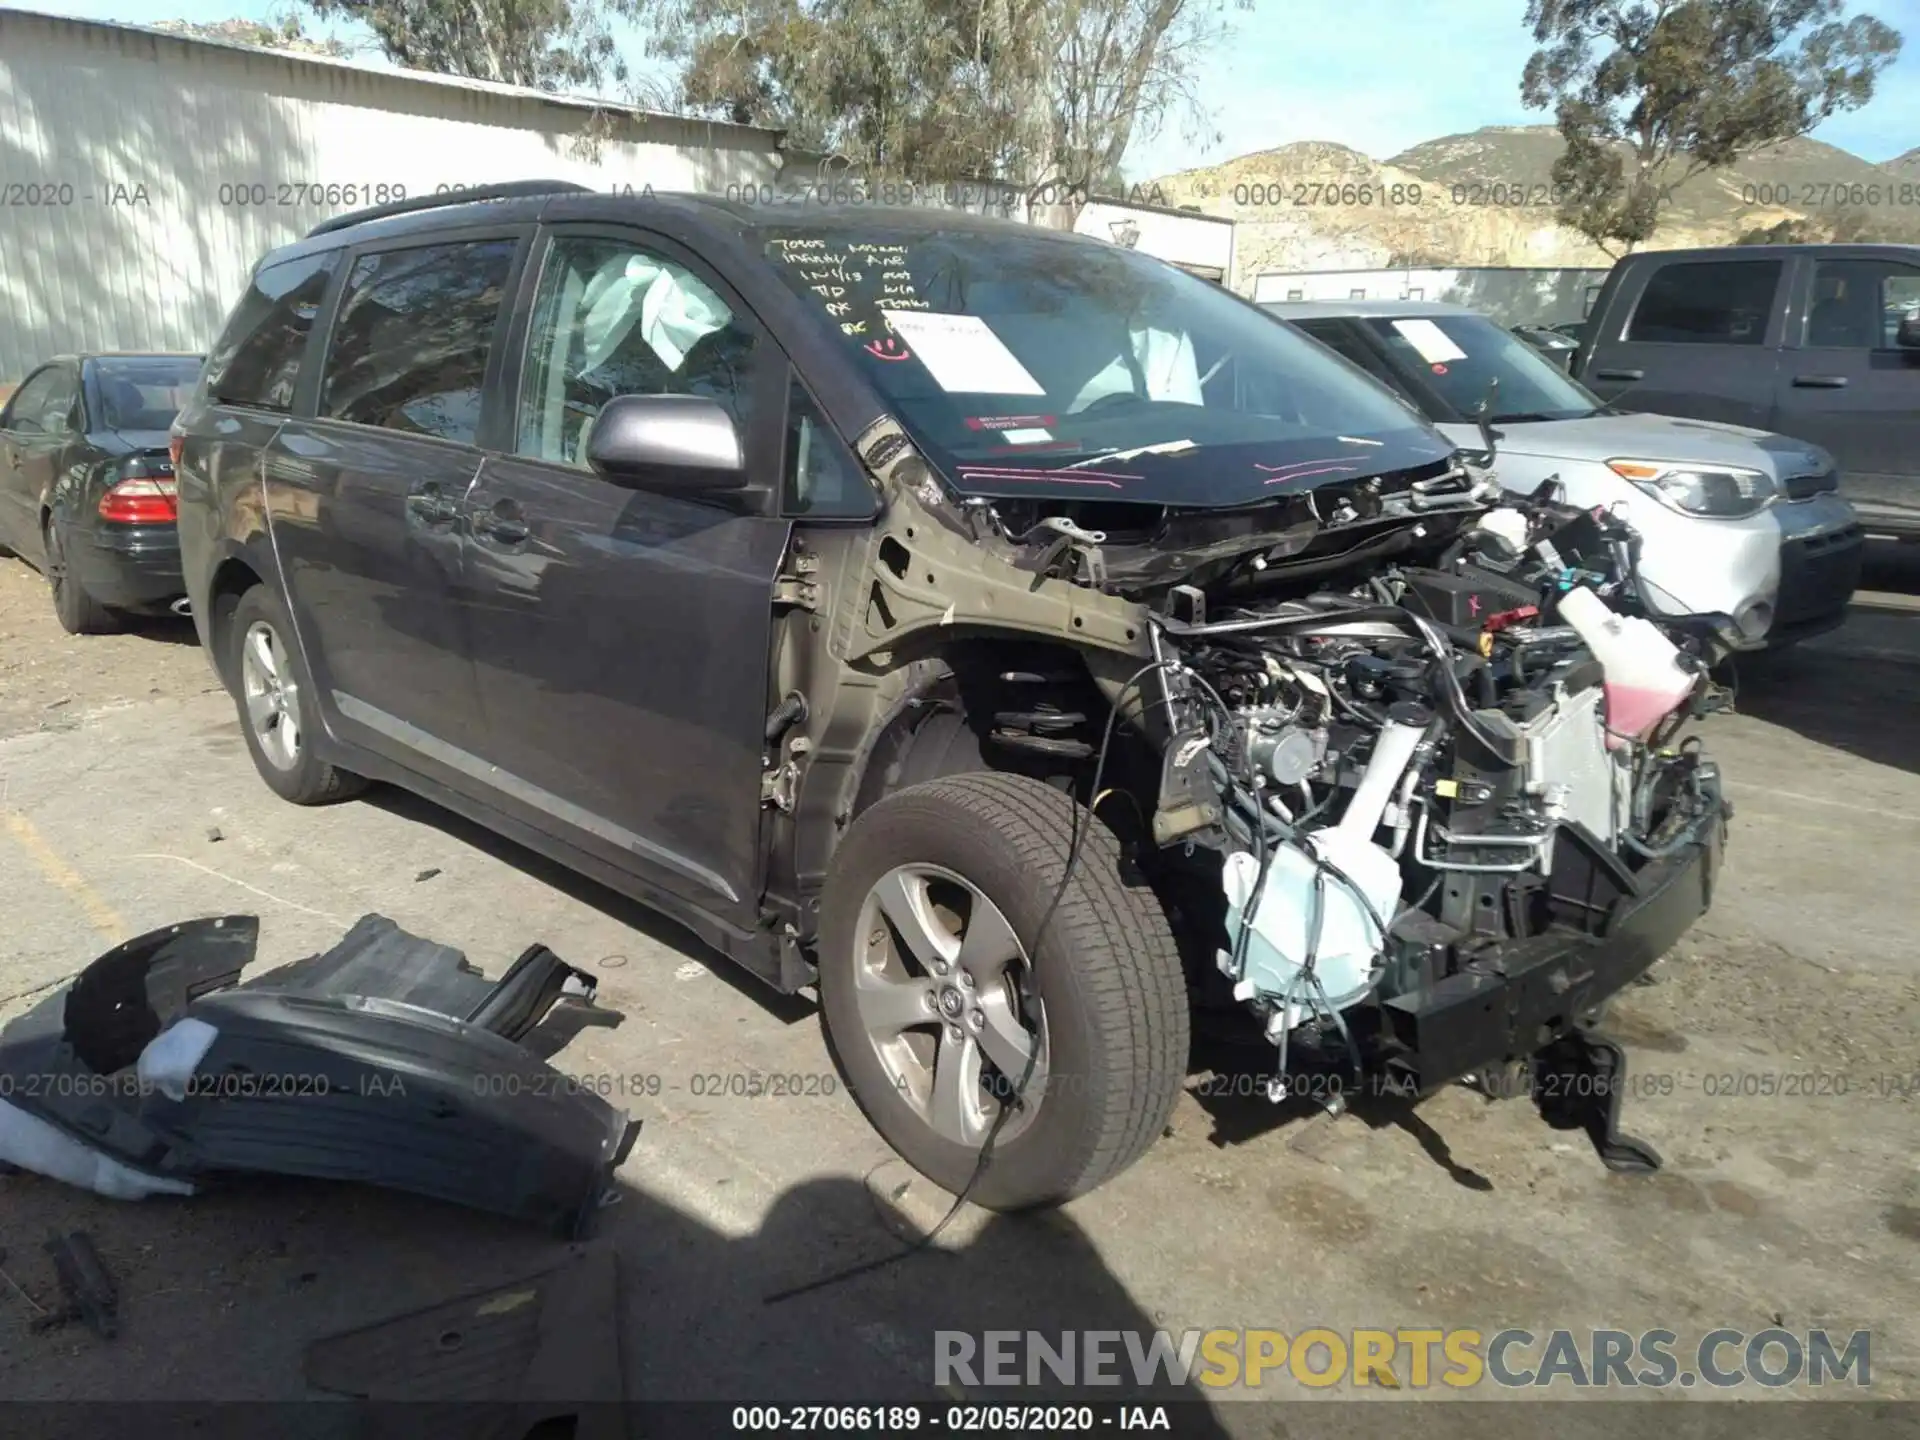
817,772,1188,1210
227,585,367,806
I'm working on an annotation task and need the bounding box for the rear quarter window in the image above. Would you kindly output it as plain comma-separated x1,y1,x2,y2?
1625,260,1781,345
204,251,343,411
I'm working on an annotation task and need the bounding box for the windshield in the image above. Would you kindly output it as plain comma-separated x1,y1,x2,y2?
761,223,1447,505
1362,314,1600,424
93,356,203,431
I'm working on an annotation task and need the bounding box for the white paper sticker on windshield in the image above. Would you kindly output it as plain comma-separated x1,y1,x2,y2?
1390,318,1469,364
1000,428,1053,445
881,310,1045,395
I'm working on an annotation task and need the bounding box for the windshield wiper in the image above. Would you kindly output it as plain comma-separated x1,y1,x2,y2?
1486,411,1561,424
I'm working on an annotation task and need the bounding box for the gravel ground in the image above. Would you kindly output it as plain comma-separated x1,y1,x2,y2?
0,541,1916,1430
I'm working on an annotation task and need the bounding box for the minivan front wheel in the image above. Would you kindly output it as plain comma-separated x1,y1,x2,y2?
818,772,1188,1210
227,586,366,806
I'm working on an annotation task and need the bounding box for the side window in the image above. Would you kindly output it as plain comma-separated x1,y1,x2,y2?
516,234,757,468
205,251,342,411
43,369,79,431
1626,260,1781,345
5,368,66,434
782,375,873,517
1806,259,1920,349
318,239,517,444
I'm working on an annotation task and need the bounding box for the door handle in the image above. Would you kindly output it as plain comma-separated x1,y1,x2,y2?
1791,375,1849,388
473,498,529,545
1594,368,1644,382
407,486,462,525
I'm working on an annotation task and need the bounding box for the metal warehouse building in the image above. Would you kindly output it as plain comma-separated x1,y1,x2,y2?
0,6,799,385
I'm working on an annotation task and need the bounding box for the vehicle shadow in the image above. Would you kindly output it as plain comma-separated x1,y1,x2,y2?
359,785,818,1027
0,1137,1231,1436
1859,536,1920,595
1726,616,1920,779
116,613,201,648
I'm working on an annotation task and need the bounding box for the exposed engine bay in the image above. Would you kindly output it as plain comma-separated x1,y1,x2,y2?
779,425,1737,1175
974,464,1731,1115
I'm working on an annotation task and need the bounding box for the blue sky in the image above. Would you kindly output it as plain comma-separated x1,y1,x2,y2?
24,0,1920,173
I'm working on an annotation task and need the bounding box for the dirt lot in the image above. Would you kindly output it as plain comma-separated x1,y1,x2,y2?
0,543,1916,1429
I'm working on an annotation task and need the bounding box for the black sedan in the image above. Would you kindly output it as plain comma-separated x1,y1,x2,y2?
0,352,203,633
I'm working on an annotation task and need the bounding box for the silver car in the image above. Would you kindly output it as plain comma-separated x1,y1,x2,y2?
1268,300,1866,650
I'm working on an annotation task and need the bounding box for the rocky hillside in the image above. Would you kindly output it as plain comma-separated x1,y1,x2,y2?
1152,125,1920,289
1390,128,1908,230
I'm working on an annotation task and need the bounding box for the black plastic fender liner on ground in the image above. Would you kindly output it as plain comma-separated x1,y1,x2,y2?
0,913,641,1235
149,987,641,1237
0,916,263,1194
62,914,261,1072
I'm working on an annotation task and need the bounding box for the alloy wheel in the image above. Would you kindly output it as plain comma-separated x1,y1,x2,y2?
240,620,303,770
851,863,1050,1147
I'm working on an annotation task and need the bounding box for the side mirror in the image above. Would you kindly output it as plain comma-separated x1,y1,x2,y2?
1895,313,1920,350
585,394,748,495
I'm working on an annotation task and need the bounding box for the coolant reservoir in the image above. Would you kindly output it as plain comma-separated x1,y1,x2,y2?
1220,840,1395,1032
1217,711,1423,1033
1472,507,1531,558
1557,585,1695,744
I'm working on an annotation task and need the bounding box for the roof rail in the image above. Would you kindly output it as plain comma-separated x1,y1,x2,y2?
305,179,595,239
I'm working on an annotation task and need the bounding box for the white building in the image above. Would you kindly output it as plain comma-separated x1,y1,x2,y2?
0,6,800,382
1251,265,1611,328
1074,196,1237,284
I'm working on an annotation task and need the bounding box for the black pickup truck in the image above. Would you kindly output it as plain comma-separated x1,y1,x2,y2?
1573,243,1920,539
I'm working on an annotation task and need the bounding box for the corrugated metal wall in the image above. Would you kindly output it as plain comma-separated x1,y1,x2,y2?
0,10,797,383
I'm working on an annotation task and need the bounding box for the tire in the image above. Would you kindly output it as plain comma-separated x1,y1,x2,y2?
44,514,121,635
818,771,1188,1210
226,584,367,806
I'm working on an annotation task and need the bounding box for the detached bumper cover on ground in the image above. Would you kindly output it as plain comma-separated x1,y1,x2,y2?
0,914,641,1234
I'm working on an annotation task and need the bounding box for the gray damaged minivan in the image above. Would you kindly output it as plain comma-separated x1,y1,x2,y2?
1270,300,1865,650
171,184,1731,1208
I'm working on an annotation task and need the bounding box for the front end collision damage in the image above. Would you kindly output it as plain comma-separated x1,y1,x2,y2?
0,914,640,1232
757,417,1154,977
761,419,1732,1167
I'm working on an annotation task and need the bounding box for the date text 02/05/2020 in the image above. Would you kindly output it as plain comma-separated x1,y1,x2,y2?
1226,181,1596,209
730,1405,1173,1432
1193,1066,1920,1103
467,1070,842,1100
719,180,1165,209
